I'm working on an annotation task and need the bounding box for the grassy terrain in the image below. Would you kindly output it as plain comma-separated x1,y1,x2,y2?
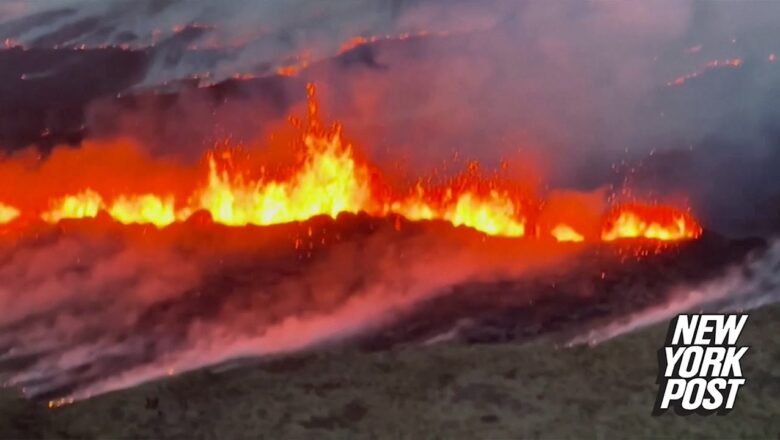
2,305,779,439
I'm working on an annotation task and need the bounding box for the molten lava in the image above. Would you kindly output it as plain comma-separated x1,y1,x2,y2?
0,202,19,224
196,130,374,227
551,224,585,242
109,194,177,227
41,190,103,223
0,84,702,243
338,31,442,54
667,58,743,87
601,204,702,241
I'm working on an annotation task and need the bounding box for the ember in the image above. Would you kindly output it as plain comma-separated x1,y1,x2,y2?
667,58,744,86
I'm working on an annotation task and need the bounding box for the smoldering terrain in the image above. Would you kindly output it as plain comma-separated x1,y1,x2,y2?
2,0,780,412
0,214,578,401
0,213,774,403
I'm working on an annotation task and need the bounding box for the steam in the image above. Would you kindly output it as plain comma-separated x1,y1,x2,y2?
0,221,575,401
570,238,780,346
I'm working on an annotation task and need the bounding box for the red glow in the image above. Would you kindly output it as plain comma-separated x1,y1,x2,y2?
0,85,702,243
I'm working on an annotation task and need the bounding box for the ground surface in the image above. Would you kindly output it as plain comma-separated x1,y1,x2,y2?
1,301,778,439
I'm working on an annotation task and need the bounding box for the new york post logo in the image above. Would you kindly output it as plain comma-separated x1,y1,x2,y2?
653,314,749,415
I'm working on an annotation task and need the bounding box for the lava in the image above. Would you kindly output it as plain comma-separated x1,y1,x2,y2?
275,52,311,77
41,190,103,223
338,31,443,54
0,202,19,224
601,204,702,241
195,130,375,227
109,194,178,227
667,58,743,87
0,84,701,243
551,224,585,242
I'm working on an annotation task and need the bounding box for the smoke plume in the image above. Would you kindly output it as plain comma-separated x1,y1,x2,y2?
0,218,576,401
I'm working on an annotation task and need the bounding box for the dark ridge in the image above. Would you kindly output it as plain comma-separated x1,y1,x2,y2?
0,47,149,151
0,30,451,152
357,232,767,350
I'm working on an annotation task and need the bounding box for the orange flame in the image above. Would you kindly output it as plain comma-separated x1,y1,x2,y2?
0,202,19,224
601,204,702,241
108,195,177,227
42,190,103,223
195,131,374,227
0,84,703,244
551,224,584,242
388,183,526,237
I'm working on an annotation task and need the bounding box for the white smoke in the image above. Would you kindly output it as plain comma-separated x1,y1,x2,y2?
570,238,780,346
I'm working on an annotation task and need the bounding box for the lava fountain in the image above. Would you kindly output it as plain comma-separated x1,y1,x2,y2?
0,84,704,405
0,84,701,243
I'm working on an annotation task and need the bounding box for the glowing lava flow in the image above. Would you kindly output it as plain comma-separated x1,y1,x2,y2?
338,31,445,54
667,58,743,87
195,130,375,227
108,195,178,227
0,85,702,243
0,202,19,224
389,187,526,237
41,190,103,223
601,204,702,241
39,191,178,227
551,224,585,242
